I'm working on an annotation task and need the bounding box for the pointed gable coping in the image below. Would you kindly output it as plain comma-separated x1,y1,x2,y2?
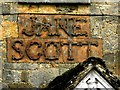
45,57,120,90
74,70,113,89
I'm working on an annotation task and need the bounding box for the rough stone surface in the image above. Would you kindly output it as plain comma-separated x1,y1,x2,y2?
0,16,3,40
90,2,119,15
118,15,120,78
0,15,18,40
3,70,21,83
0,41,3,69
59,68,69,75
0,3,2,14
90,16,119,77
0,40,3,88
90,16,118,52
57,63,78,69
0,3,18,14
2,3,10,14
1,40,6,63
8,83,34,88
10,3,18,14
0,70,2,82
17,4,90,14
21,71,28,82
0,1,119,89
18,4,56,13
0,0,90,3
4,63,38,70
29,68,59,88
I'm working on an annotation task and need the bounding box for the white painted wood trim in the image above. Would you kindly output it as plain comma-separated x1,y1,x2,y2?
74,70,114,89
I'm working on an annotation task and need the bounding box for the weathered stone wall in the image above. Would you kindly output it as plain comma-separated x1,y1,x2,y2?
0,1,119,89
90,2,119,78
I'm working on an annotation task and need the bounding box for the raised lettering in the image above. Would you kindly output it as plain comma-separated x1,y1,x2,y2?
25,41,42,60
12,40,24,60
22,17,37,36
43,42,60,60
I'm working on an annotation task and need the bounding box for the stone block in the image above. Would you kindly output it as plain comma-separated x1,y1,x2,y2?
4,63,38,70
0,40,6,60
39,64,54,68
0,57,2,69
90,3,118,15
91,0,119,3
0,40,6,73
0,3,2,14
0,16,3,40
0,3,18,14
0,41,2,68
0,70,2,82
57,63,78,69
77,5,90,14
0,0,18,2
1,15,18,40
17,4,90,14
90,16,119,77
56,4,90,14
118,1,120,15
21,71,28,82
59,68,69,75
0,0,90,3
56,5,78,14
8,83,34,88
103,53,117,75
3,70,21,83
18,4,56,14
119,36,120,50
116,50,120,77
90,16,118,52
29,68,59,87
103,53,114,62
10,3,18,14
2,3,10,14
1,83,8,89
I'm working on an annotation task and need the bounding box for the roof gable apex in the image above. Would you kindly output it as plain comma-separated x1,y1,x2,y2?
74,70,113,89
45,57,120,90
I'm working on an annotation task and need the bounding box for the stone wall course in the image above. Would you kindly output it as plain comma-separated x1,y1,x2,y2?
0,1,119,89
90,16,119,77
90,2,119,15
0,15,18,40
29,68,59,88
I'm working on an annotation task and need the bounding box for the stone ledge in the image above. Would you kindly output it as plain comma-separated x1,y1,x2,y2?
0,0,90,3
1,0,119,3
8,83,34,88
